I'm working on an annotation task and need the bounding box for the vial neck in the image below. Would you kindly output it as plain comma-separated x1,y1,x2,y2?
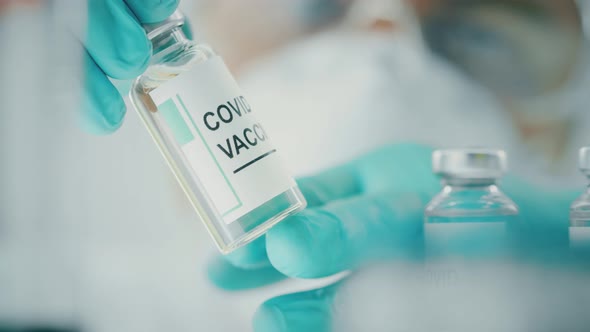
150,27,190,58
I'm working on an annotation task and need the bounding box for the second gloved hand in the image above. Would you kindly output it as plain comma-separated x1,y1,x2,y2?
209,143,439,331
208,143,579,332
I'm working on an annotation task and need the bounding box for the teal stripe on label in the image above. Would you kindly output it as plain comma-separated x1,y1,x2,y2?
158,98,194,146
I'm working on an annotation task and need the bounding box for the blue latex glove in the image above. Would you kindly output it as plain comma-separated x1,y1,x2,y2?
208,143,581,332
81,0,180,134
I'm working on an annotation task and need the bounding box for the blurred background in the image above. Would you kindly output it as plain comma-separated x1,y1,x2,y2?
0,0,589,331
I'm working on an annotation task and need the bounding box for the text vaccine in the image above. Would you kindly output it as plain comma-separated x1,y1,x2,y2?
424,149,519,260
129,11,306,253
569,147,590,251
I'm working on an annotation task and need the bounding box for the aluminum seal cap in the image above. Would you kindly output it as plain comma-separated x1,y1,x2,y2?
579,147,590,175
142,9,185,40
432,148,507,180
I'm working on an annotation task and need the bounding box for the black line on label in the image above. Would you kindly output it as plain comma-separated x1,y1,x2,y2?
233,149,277,174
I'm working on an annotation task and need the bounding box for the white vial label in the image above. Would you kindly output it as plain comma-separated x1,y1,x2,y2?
425,222,507,258
569,227,590,249
150,56,296,224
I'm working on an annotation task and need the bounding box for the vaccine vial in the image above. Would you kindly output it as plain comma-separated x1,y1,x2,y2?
129,11,306,253
424,149,519,259
569,147,590,251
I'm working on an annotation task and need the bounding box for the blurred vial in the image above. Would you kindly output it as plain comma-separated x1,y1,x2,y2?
424,149,519,259
130,11,306,253
569,147,590,250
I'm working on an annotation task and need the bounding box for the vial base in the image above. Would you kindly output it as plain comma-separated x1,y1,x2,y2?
424,215,518,260
221,187,306,254
569,212,590,253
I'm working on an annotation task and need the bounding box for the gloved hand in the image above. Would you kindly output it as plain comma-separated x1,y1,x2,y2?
207,143,579,332
81,0,180,134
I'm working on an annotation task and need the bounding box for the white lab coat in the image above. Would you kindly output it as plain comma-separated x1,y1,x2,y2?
241,29,590,187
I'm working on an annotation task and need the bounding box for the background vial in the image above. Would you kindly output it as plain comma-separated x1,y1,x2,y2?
130,11,306,253
424,149,519,260
569,147,590,251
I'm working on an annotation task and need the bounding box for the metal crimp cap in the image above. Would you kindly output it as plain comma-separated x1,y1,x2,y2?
579,147,590,175
142,9,185,40
432,148,507,180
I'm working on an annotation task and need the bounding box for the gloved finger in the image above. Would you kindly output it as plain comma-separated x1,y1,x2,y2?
209,236,281,291
212,162,362,286
221,166,362,270
224,236,272,270
124,0,179,23
297,163,362,208
83,51,126,134
84,0,151,80
207,255,285,291
253,283,340,332
266,192,426,278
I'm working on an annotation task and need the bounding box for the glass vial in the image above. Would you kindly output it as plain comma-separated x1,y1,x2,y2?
569,147,590,250
129,11,306,254
424,149,519,259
